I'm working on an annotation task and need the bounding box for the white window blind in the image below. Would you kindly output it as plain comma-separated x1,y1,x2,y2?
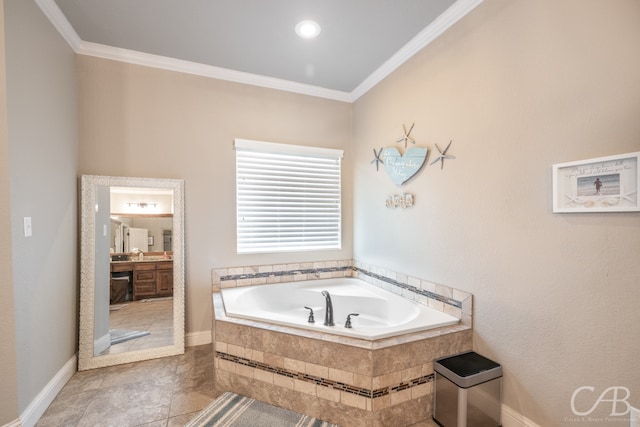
235,139,343,254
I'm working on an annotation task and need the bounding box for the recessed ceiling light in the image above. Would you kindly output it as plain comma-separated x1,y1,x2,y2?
295,20,321,39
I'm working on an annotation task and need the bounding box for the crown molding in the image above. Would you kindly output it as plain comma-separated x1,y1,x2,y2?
350,0,484,101
37,0,482,104
75,41,354,103
35,0,82,51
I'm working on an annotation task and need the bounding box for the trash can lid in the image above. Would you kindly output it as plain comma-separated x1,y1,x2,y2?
434,351,502,388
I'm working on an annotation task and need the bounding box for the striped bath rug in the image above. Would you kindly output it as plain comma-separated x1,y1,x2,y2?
185,391,339,427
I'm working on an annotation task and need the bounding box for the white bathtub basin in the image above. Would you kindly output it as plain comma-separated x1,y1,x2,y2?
220,277,459,340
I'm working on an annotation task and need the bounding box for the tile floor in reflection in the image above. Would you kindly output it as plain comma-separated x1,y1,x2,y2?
101,298,174,355
36,344,218,427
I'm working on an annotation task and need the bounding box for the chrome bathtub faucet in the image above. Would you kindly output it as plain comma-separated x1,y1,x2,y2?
345,313,359,328
303,306,315,323
321,290,334,326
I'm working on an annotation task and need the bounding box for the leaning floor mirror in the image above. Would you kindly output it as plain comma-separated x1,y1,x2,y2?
78,175,185,370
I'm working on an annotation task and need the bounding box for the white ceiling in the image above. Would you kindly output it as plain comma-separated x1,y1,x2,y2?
39,0,483,102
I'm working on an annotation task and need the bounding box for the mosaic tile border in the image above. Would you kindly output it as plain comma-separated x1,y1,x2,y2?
216,351,433,400
219,265,352,282
354,267,462,309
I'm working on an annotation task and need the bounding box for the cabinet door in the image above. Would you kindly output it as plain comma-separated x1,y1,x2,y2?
157,269,173,297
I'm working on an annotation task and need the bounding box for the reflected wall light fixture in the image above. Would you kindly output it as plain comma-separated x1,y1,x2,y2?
127,202,157,208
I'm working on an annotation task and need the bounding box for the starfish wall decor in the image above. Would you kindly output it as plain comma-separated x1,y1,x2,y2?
396,123,415,148
430,140,456,169
370,122,458,181
370,147,384,171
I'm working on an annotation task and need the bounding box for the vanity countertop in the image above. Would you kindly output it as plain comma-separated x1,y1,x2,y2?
111,258,172,263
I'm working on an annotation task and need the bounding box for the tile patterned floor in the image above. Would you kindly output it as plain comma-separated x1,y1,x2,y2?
37,342,438,426
36,344,218,427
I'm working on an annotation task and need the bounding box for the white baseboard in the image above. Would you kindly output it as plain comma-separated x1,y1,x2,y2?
19,354,77,427
471,386,539,427
502,404,540,427
186,330,212,347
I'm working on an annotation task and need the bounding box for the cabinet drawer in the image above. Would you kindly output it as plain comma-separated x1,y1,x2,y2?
111,262,133,272
156,261,173,270
134,271,156,281
134,262,156,271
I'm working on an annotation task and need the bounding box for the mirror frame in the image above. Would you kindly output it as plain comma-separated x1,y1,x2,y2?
78,175,185,370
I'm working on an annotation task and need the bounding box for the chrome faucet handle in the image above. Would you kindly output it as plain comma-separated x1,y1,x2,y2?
345,313,359,328
304,306,315,323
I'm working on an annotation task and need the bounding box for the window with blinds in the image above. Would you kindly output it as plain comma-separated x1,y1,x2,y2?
235,139,343,254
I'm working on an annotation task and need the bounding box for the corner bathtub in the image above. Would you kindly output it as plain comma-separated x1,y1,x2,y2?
220,277,459,340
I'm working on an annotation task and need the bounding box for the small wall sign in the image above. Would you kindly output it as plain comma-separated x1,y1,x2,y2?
386,193,415,209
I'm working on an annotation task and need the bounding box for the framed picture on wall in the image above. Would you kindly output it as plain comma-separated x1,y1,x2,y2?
148,236,154,246
552,151,640,213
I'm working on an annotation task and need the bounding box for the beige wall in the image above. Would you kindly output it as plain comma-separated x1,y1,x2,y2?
77,57,353,334
353,0,640,424
4,0,78,415
0,0,20,423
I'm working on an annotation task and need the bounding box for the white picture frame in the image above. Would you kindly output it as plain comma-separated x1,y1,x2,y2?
552,152,640,213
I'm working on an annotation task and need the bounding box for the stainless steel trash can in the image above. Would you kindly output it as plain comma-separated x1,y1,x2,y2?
433,351,503,427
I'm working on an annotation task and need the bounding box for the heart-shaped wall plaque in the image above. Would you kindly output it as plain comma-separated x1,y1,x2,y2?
382,147,428,186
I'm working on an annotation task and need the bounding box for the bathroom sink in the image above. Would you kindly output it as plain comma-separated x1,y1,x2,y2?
111,254,129,262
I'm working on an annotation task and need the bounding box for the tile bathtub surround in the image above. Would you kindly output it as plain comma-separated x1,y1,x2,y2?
211,259,472,326
215,368,438,427
215,350,434,400
212,259,354,291
213,296,472,426
352,261,473,327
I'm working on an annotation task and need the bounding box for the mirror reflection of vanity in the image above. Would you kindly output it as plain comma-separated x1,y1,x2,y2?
79,175,185,370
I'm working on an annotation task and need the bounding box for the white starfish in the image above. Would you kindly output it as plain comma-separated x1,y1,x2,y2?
396,123,415,148
563,193,581,206
430,140,456,169
370,147,384,171
622,190,637,204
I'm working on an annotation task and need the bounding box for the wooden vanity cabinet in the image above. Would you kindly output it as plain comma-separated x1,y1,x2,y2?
111,260,174,301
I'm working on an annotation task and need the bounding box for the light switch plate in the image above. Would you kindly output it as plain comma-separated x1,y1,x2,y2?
23,217,32,237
